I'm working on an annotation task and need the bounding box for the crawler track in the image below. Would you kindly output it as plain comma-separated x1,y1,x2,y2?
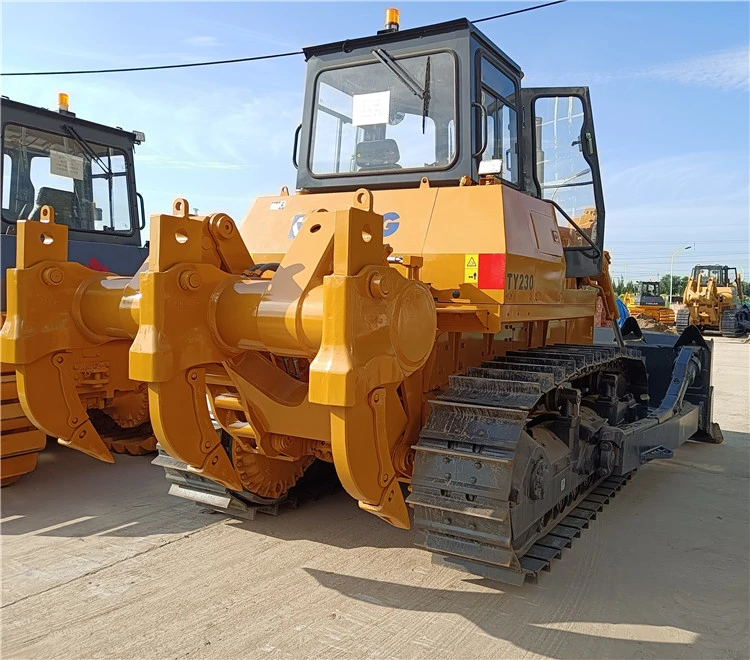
433,471,634,584
675,308,691,334
153,442,341,519
152,445,287,519
408,344,646,585
721,308,750,338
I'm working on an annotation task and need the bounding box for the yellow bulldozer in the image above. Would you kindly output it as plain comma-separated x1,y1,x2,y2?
0,95,156,485
622,281,675,325
676,265,750,337
1,13,723,584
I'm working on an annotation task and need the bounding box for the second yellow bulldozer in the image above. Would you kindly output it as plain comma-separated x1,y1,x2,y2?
1,13,723,584
676,265,749,337
0,95,156,484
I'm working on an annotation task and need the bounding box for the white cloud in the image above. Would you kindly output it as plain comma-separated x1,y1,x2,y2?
3,72,303,220
642,46,750,91
601,152,749,277
136,155,244,171
528,46,750,92
602,152,749,208
184,35,219,48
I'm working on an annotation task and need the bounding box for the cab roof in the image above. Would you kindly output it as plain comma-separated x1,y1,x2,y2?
1,96,140,143
302,17,523,78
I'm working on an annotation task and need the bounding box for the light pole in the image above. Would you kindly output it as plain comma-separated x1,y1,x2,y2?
669,245,692,304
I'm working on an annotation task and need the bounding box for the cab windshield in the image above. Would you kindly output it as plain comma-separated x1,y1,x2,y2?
694,267,732,287
2,123,132,233
310,51,456,176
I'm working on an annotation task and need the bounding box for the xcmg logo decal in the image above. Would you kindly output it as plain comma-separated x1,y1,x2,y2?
289,211,401,239
289,213,306,239
383,211,400,237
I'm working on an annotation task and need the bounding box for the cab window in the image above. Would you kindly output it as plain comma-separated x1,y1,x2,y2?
534,95,597,243
310,51,457,175
2,123,132,233
479,57,519,184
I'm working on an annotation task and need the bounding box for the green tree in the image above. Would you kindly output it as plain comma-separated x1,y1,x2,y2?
659,274,688,302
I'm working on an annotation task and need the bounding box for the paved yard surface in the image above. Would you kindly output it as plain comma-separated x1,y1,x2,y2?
2,338,748,659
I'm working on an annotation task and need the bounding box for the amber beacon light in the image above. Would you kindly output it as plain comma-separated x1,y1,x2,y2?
385,7,400,31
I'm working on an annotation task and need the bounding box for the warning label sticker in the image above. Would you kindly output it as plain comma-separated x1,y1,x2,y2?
464,253,479,283
352,91,390,126
50,150,84,180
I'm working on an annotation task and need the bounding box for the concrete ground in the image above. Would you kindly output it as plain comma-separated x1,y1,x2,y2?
2,338,748,659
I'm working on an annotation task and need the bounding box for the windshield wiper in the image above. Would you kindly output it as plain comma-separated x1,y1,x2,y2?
422,56,431,134
371,48,431,133
62,125,112,178
372,48,425,99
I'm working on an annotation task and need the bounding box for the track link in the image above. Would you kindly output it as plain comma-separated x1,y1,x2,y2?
152,445,288,520
408,344,645,586
675,307,691,334
721,307,750,338
433,472,634,584
152,441,341,519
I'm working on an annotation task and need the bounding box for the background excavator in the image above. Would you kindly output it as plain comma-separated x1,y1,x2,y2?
622,281,675,326
676,264,749,337
0,95,155,484
1,11,723,585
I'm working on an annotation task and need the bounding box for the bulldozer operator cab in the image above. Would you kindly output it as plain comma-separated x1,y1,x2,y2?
635,281,665,306
1,97,144,247
691,265,743,301
295,18,606,276
1,97,149,310
692,265,737,288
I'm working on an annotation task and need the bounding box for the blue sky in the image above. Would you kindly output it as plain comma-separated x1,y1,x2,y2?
2,1,748,280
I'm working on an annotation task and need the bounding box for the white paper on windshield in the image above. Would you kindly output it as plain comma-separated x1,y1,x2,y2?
50,151,84,180
352,91,390,126
478,158,503,175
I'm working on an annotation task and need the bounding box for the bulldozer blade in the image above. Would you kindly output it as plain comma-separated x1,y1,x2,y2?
690,422,724,444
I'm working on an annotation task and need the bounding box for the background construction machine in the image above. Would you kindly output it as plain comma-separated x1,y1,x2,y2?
1,13,723,584
0,95,155,484
676,264,750,337
623,281,675,325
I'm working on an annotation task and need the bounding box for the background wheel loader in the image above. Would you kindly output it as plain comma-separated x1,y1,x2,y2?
0,95,155,485
676,264,750,337
0,13,723,585
623,281,675,325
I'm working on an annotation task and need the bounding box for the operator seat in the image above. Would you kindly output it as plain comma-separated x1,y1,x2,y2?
31,187,77,227
355,139,402,171
30,188,97,230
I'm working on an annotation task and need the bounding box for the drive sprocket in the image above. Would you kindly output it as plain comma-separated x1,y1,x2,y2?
232,436,314,499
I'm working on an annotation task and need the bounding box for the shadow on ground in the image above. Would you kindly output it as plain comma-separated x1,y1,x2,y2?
0,442,208,538
299,433,749,658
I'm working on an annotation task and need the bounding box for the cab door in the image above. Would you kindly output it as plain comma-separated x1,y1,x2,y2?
520,87,605,278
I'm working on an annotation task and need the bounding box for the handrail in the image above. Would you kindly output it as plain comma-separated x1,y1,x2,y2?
544,198,601,259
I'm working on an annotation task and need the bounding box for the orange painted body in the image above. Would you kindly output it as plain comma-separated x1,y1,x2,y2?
244,180,597,339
